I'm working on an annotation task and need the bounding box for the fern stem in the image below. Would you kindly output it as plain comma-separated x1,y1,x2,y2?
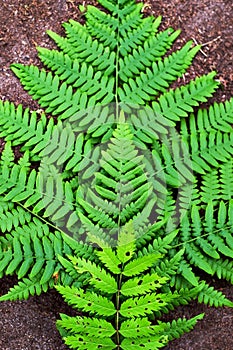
115,272,123,348
115,1,120,121
17,202,67,235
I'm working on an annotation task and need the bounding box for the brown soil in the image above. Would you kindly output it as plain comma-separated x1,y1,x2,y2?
0,0,233,349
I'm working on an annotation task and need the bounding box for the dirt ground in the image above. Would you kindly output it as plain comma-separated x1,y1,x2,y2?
0,0,233,349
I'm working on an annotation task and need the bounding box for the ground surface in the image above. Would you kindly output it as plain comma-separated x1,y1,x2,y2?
0,0,233,349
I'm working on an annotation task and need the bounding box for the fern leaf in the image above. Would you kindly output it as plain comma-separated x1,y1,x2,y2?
120,292,176,318
96,247,122,274
197,283,233,307
0,248,13,274
185,243,214,275
208,257,233,283
119,16,155,56
152,71,219,121
57,314,116,338
178,261,199,286
51,19,116,74
119,318,154,338
122,253,161,277
56,286,116,316
86,5,118,34
159,313,205,341
181,99,233,174
0,140,14,166
58,255,88,283
209,235,233,258
0,275,53,301
118,3,145,34
121,335,167,350
153,250,184,281
5,236,23,275
86,12,117,49
0,102,52,151
11,64,88,117
119,28,181,81
37,48,114,105
63,334,116,350
69,257,118,293
117,222,136,263
118,42,201,104
121,273,168,296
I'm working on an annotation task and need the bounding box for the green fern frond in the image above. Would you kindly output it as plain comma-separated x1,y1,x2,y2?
181,98,233,174
121,273,168,296
0,102,53,151
96,248,122,274
197,282,233,307
11,64,90,117
152,283,204,317
119,317,155,338
56,230,199,349
120,335,167,350
0,275,54,301
37,48,114,105
159,313,205,341
57,313,116,337
1,0,233,347
122,252,162,277
119,16,155,56
0,200,31,233
152,250,185,281
85,9,118,49
0,219,94,300
207,257,233,283
151,71,219,121
49,20,115,74
69,257,118,293
119,41,202,104
0,141,85,228
199,160,233,203
61,334,116,350
85,5,118,33
56,285,116,316
119,28,181,81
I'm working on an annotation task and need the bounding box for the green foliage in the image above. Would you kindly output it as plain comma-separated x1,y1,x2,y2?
0,0,233,348
0,218,94,301
56,230,203,349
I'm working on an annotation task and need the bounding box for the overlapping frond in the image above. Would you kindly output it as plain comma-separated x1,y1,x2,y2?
0,218,94,301
178,201,233,284
0,222,66,295
0,101,54,151
181,98,233,174
0,145,78,226
70,118,180,245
